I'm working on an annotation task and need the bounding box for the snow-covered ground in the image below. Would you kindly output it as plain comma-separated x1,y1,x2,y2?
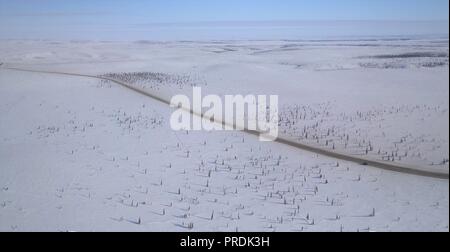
0,39,448,231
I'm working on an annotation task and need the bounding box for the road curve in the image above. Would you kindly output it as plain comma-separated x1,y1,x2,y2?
2,66,448,179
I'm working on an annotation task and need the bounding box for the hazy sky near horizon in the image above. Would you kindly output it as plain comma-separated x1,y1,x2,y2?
1,0,449,40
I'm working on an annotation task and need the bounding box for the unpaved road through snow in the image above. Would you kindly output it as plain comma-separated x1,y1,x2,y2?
2,66,448,179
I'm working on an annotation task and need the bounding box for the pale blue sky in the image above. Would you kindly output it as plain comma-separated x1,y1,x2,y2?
0,0,448,40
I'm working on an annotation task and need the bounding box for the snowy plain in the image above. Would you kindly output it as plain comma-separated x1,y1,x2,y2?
0,37,448,231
